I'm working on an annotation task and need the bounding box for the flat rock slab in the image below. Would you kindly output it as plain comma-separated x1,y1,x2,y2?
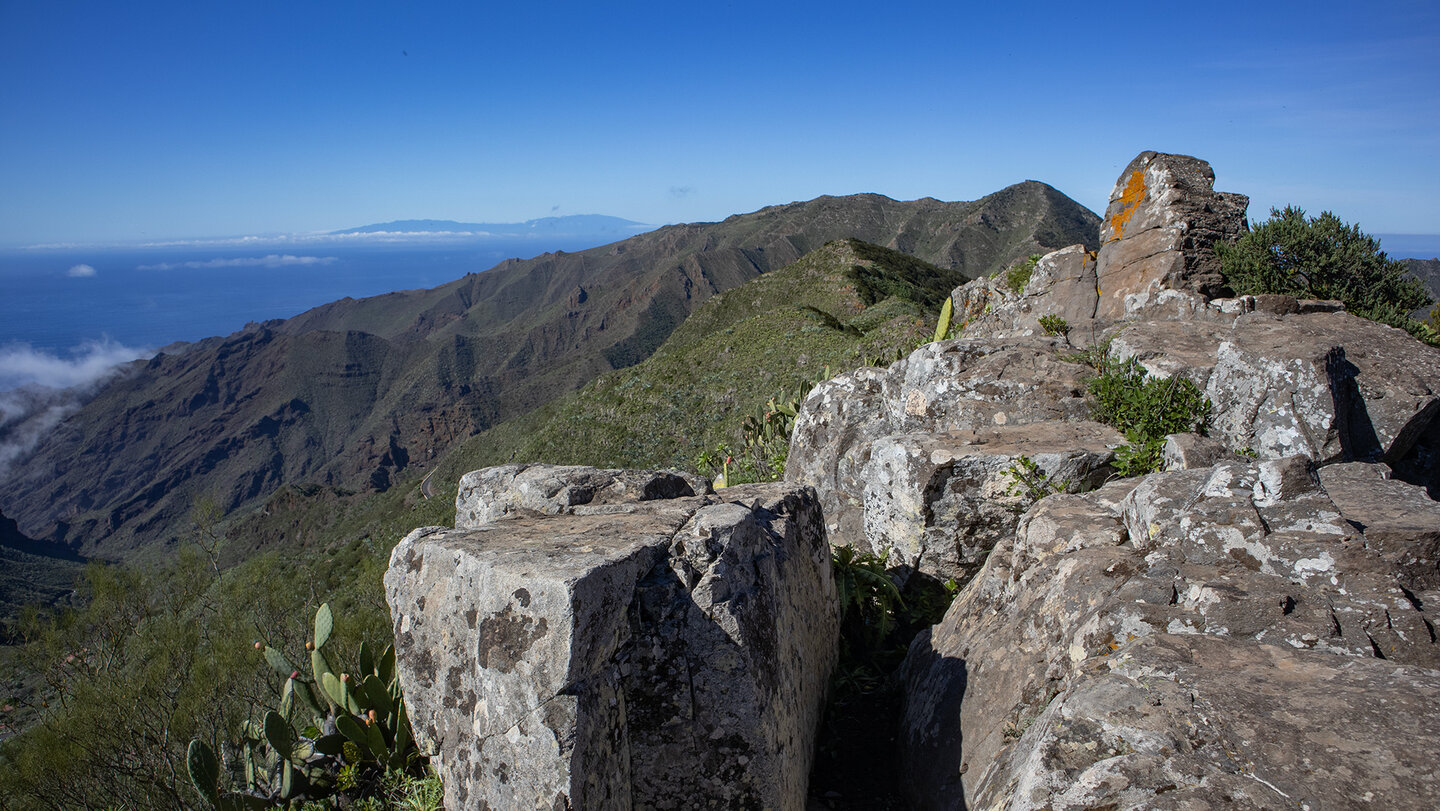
455,463,710,527
993,633,1440,810
1319,462,1440,589
386,481,837,811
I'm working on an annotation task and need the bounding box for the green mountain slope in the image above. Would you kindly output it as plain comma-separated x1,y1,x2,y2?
1,185,1098,558
421,239,955,483
225,239,958,561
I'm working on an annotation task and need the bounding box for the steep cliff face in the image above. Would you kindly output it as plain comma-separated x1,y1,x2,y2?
2,187,1099,558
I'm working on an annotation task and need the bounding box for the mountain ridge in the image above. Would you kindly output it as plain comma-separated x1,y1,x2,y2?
0,184,1100,558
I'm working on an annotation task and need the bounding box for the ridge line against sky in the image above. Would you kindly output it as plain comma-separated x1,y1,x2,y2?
1,0,1437,246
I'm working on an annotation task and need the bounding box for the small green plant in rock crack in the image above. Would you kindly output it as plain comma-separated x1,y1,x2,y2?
832,546,906,660
830,547,958,676
1077,344,1212,477
1002,455,1073,510
1037,313,1069,338
998,254,1042,295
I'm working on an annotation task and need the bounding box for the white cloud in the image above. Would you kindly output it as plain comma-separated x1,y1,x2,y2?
0,389,77,476
0,339,154,478
137,253,339,271
67,263,97,277
0,339,152,392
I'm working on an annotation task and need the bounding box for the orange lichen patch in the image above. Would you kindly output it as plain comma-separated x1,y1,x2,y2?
1105,169,1148,243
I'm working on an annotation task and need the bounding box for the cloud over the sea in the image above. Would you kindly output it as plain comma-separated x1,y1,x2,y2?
67,263,97,277
0,339,152,391
137,254,339,271
0,339,154,477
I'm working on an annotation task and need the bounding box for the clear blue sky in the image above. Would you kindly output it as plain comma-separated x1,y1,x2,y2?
2,0,1437,247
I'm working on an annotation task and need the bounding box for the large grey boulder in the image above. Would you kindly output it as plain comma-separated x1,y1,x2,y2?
1094,151,1248,319
860,421,1122,584
386,477,837,811
787,335,1094,554
881,337,1091,436
898,458,1440,810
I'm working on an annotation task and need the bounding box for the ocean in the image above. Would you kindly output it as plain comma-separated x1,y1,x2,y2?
1,238,630,354
0,234,642,393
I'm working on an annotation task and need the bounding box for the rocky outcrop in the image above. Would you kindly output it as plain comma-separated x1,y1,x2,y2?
1094,151,1248,319
385,468,836,810
898,458,1440,809
782,151,1440,808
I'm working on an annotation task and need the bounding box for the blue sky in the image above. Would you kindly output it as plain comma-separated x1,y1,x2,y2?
1,0,1437,247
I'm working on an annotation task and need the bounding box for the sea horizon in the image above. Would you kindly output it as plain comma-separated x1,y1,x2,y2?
0,232,652,389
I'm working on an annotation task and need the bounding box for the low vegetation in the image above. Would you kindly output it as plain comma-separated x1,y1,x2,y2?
1218,206,1435,342
0,500,436,809
1076,343,1212,476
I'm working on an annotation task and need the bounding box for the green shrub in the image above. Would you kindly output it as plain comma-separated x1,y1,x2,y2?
1217,206,1434,335
1037,314,1069,337
1000,254,1042,295
1084,351,1211,476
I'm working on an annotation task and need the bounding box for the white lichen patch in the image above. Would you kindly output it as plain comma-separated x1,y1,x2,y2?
1292,551,1336,582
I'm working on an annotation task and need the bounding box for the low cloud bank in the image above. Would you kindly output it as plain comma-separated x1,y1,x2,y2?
67,263,97,277
137,254,338,271
0,339,153,478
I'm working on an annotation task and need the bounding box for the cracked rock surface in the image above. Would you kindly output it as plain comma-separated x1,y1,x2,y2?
867,151,1440,809
898,458,1440,809
386,473,836,810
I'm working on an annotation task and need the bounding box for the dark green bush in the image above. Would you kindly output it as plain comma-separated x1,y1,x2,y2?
1086,351,1211,476
1217,206,1433,334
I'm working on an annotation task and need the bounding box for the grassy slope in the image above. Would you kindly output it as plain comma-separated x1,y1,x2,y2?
425,239,960,479
222,238,963,577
